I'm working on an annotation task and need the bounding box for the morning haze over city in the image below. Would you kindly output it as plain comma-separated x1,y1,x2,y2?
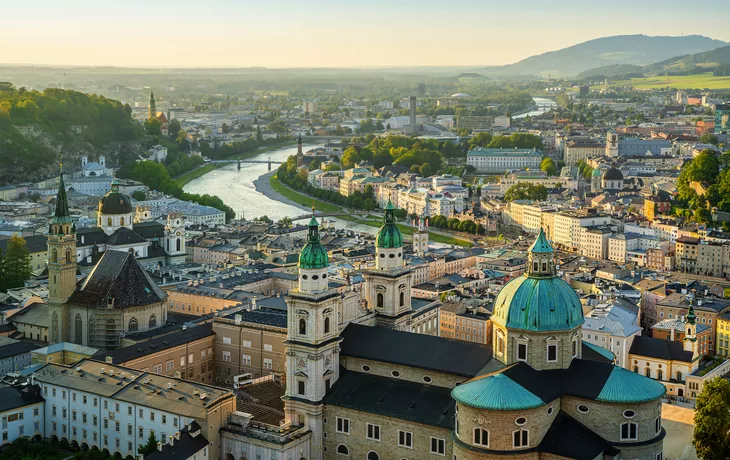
1,1,730,460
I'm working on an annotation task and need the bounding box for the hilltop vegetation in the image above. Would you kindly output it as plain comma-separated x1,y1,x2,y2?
0,83,143,184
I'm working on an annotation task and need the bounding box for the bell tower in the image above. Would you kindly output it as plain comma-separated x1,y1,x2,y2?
296,133,304,167
283,208,341,460
363,200,412,330
48,165,77,343
684,304,699,360
148,91,157,120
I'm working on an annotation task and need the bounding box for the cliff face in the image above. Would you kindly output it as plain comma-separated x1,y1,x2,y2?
0,87,144,184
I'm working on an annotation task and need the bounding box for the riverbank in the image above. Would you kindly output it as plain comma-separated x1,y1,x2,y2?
174,164,219,187
261,172,472,247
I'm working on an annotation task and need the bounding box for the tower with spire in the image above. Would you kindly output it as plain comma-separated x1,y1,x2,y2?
413,214,429,257
683,304,700,361
296,133,304,167
48,164,77,343
283,207,341,460
363,200,412,330
148,91,157,121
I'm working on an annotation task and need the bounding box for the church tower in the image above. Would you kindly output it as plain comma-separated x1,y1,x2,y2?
163,211,186,259
590,167,602,193
363,200,412,330
283,209,341,460
296,134,304,167
684,304,699,360
148,91,157,120
606,129,619,158
48,165,77,343
412,216,429,257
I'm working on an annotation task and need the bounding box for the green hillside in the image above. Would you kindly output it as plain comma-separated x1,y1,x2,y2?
0,84,144,184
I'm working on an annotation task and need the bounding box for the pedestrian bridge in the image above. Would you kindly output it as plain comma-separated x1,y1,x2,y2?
211,158,284,171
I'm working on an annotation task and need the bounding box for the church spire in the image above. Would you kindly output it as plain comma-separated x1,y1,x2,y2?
52,164,72,225
148,91,157,120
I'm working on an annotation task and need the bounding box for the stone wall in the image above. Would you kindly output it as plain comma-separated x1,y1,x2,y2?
561,396,662,444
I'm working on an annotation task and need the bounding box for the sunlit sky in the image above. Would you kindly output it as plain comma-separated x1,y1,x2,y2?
2,0,730,68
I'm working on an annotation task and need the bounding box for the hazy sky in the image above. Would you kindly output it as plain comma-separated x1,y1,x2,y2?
2,0,730,68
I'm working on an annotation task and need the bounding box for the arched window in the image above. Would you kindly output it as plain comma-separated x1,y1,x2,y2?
676,371,682,381
148,314,157,329
687,328,692,336
176,239,181,252
299,318,307,335
52,249,58,263
66,248,72,263
377,293,384,309
120,217,125,226
620,422,638,441
496,330,505,356
400,292,405,307
107,217,112,227
367,452,379,460
542,262,547,272
74,314,83,344
128,317,138,332
513,429,529,448
473,427,489,447
166,239,170,252
336,444,349,455
645,368,651,378
533,262,538,272
571,340,577,357
657,370,663,381
324,316,330,334
634,366,639,373
51,312,59,343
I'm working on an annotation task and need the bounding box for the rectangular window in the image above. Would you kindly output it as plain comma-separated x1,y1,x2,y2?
222,351,231,362
139,409,144,419
263,344,273,352
188,353,194,364
128,424,132,436
298,380,306,395
242,354,252,365
166,360,174,371
222,336,231,345
547,344,558,362
264,358,273,369
517,343,527,361
180,356,186,366
243,340,252,348
139,427,144,438
366,423,380,441
93,415,98,426
336,417,350,434
398,430,413,448
430,437,446,455
620,422,638,441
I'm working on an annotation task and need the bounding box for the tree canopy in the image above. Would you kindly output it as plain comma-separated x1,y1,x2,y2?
0,235,32,292
504,182,548,202
693,377,730,459
541,157,558,176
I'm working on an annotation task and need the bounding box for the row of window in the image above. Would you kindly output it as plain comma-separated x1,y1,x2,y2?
334,418,446,455
221,336,273,352
1,422,39,440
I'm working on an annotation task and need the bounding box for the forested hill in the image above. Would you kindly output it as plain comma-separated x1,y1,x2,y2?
0,83,144,184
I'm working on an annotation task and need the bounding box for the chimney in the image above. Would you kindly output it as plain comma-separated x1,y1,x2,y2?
234,314,242,325
670,327,675,342
105,356,113,364
169,436,175,447
156,442,162,452
251,296,257,310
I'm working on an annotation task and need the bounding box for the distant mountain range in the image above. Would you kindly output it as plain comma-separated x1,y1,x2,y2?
576,44,730,80
484,35,728,77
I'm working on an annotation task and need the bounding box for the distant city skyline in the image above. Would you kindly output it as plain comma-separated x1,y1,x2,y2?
2,0,730,68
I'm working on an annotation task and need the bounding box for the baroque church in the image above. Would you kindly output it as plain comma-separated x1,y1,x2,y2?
237,206,667,460
48,168,170,349
75,176,186,271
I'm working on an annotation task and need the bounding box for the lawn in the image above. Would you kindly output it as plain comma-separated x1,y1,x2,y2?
269,174,342,213
607,73,730,90
174,164,219,187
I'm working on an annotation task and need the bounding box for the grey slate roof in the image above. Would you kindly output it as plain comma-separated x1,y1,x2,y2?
69,250,166,309
0,384,44,412
323,370,455,429
340,324,497,377
0,235,47,254
629,335,693,362
144,421,209,460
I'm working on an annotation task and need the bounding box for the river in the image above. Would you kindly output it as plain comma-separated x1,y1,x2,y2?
513,96,557,119
183,144,379,234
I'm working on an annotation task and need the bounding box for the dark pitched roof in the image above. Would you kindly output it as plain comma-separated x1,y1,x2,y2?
237,379,285,425
144,421,209,460
0,384,44,412
0,235,47,254
581,342,614,364
76,227,108,247
0,341,38,360
323,369,455,429
133,221,165,239
93,323,214,364
629,335,693,362
340,323,497,377
68,250,166,309
539,412,610,459
106,227,148,246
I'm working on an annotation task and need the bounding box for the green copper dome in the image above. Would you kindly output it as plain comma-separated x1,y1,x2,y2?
492,232,583,332
376,200,403,249
298,213,329,269
452,373,545,411
597,366,666,403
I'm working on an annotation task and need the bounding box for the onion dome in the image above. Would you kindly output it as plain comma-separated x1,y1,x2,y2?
298,208,329,269
99,178,133,215
376,200,403,249
602,167,623,181
492,229,583,332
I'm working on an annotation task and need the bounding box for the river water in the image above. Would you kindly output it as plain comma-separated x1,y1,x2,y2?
183,144,379,234
513,96,557,119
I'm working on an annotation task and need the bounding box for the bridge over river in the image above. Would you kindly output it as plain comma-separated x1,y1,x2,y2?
210,158,284,171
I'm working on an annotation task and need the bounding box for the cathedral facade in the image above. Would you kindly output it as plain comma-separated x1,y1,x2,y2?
272,211,666,460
